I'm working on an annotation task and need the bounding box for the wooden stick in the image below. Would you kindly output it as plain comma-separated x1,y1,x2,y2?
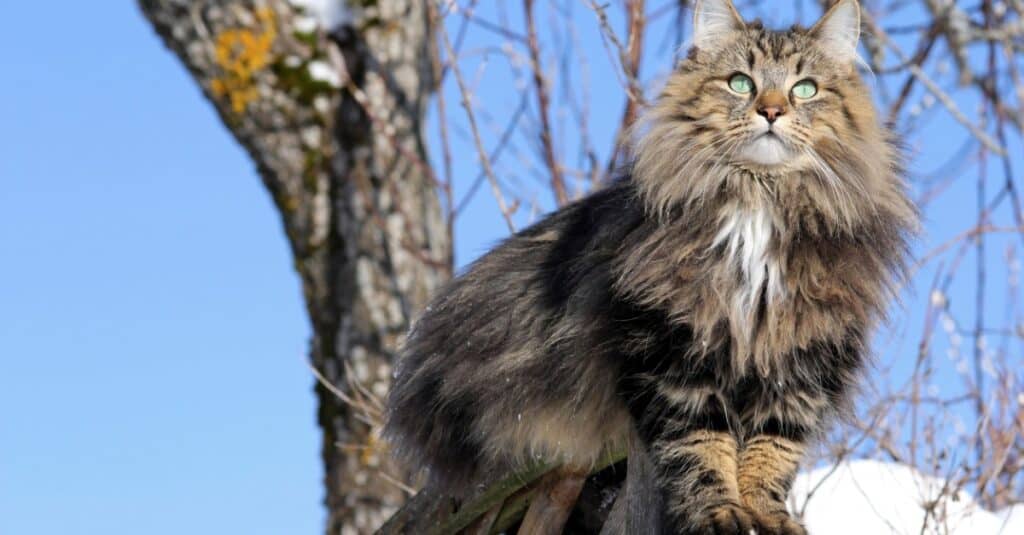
463,502,502,535
516,468,587,535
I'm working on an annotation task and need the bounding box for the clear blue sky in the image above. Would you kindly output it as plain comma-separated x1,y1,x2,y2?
1,2,1019,535
1,3,319,533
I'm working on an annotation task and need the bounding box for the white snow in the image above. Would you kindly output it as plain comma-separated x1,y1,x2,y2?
293,15,319,34
289,0,351,29
307,60,340,87
790,460,1024,535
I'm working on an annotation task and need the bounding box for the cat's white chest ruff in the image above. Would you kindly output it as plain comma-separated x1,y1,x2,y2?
712,208,784,329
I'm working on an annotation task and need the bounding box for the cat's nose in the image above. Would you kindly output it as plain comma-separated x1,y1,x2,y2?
757,105,786,123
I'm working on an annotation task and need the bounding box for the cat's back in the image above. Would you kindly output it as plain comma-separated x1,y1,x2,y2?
385,178,644,488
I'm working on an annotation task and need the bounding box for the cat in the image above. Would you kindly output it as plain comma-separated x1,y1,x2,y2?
385,0,916,533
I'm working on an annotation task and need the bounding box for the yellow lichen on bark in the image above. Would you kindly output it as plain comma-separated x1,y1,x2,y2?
210,8,277,114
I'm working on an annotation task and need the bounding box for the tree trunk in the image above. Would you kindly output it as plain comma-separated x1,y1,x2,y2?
138,1,448,533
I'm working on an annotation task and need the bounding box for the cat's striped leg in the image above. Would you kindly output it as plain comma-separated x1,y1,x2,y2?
629,383,753,535
653,429,752,534
736,383,829,535
736,431,807,535
736,342,860,535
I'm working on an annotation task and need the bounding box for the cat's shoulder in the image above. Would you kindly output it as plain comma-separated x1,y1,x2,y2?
516,177,646,247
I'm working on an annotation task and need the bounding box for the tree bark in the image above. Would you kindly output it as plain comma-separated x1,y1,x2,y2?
138,1,448,533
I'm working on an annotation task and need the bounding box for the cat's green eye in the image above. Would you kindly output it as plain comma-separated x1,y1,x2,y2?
728,73,755,94
791,79,818,99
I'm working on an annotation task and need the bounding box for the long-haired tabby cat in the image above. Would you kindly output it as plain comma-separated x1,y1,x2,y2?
386,0,916,533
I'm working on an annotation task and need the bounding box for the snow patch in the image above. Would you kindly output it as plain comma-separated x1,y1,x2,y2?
308,60,340,87
289,0,350,29
293,15,319,34
791,460,1024,534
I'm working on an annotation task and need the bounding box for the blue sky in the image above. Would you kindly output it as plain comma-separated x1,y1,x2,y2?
1,3,318,533
1,2,1021,534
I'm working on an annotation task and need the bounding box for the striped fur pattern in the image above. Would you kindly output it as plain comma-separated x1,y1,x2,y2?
385,1,915,533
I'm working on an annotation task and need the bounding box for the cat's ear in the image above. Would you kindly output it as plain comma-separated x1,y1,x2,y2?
811,0,862,63
692,0,745,50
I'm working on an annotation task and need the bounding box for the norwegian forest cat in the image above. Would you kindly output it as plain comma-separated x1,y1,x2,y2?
386,0,916,533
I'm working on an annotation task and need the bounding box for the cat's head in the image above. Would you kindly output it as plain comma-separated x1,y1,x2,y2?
634,0,910,230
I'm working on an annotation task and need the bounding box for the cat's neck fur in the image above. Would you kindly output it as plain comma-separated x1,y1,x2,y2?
616,162,909,378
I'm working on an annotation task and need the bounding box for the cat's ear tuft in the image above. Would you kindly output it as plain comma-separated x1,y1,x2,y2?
811,0,862,63
692,0,745,50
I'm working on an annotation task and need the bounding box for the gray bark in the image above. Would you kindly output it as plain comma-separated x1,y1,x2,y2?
138,1,448,533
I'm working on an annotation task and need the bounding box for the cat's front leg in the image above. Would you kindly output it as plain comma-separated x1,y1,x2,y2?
736,343,861,535
630,384,753,535
736,431,807,535
652,428,753,534
736,381,830,535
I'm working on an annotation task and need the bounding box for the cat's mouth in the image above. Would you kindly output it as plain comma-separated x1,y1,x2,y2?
739,130,793,167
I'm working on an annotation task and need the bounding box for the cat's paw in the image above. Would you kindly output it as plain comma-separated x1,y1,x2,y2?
751,512,806,535
684,503,756,535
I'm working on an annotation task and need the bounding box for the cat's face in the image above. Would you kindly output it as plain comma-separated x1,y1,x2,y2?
703,30,851,168
669,0,867,171
643,0,868,172
633,0,904,226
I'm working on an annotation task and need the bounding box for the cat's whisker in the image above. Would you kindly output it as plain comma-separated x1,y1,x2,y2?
803,148,866,229
809,144,877,216
691,136,744,207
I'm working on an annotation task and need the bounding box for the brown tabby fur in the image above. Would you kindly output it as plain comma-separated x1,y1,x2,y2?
386,1,916,533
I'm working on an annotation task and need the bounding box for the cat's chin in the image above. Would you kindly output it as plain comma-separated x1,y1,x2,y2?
738,134,793,168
